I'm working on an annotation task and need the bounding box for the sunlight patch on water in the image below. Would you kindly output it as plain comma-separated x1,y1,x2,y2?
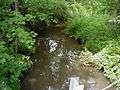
69,77,84,90
49,40,58,53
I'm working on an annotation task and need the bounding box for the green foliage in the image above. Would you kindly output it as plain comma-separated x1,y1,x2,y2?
0,0,13,9
22,0,68,24
66,0,119,17
0,41,31,90
0,1,37,90
65,0,120,53
66,0,105,17
67,2,90,18
109,16,120,39
66,0,120,89
0,0,119,89
94,40,120,89
0,11,37,51
65,15,111,52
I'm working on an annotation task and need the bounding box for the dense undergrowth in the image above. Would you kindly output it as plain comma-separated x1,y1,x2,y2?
93,41,120,89
0,0,120,89
0,0,37,89
0,0,70,89
79,40,120,89
65,0,119,52
65,15,110,52
22,0,69,25
65,0,120,89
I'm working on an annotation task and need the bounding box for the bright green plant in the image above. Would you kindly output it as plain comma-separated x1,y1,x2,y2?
0,0,13,9
0,1,37,90
0,11,37,51
67,0,119,15
65,0,120,53
94,40,120,89
67,2,90,18
65,15,111,52
0,41,31,90
22,0,68,24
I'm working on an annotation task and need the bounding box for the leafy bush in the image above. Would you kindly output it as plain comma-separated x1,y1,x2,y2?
0,1,37,90
67,2,90,18
67,0,119,15
93,40,120,89
77,40,120,89
0,0,13,9
66,0,120,89
65,15,111,52
0,11,37,51
109,16,120,39
22,0,68,24
65,0,120,52
0,41,31,90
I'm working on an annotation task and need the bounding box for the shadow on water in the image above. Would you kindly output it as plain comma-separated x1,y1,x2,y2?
22,26,116,90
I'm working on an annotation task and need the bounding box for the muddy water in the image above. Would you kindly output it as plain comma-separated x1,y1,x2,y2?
22,26,115,90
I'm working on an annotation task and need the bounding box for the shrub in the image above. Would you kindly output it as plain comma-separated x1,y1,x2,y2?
78,40,120,89
0,11,37,51
0,2,37,90
94,40,120,89
67,2,90,18
0,41,31,90
0,0,13,9
65,15,111,52
66,0,119,15
22,0,68,24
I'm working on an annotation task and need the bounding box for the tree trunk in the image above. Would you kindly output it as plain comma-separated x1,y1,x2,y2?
14,0,19,11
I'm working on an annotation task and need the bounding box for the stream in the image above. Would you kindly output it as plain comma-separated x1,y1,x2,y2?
22,26,116,90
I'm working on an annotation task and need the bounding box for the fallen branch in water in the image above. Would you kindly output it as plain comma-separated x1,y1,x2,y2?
101,79,120,90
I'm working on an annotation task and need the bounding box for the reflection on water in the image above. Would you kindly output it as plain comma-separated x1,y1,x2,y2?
69,77,84,90
22,26,115,90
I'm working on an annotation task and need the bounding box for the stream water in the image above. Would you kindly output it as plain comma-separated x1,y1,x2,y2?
22,26,116,90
